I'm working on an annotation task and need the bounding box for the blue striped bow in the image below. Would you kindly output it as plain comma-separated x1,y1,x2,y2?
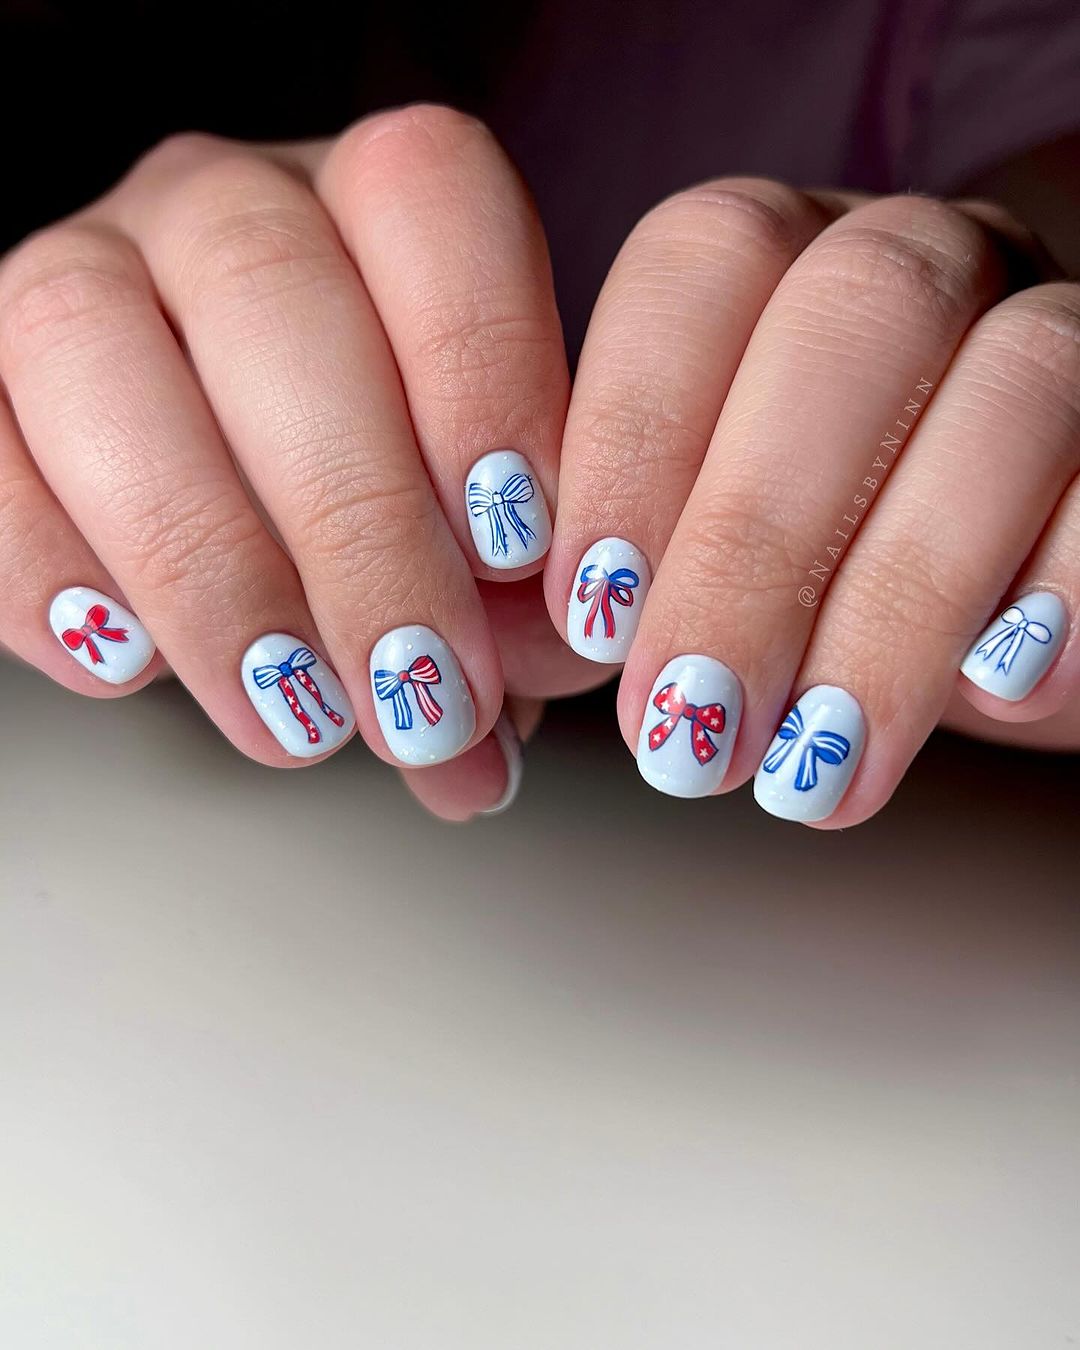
468,472,536,557
762,705,850,792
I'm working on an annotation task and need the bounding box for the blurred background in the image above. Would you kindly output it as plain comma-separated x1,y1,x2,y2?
2,2,1080,1346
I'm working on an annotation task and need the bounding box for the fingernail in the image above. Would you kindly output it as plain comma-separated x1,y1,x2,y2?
49,586,155,685
636,654,742,798
567,537,650,664
480,711,524,816
242,633,356,758
370,624,476,764
754,685,865,823
465,448,552,569
960,591,1067,702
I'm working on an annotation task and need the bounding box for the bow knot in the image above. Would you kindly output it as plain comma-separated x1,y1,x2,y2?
762,705,850,792
647,683,726,764
468,472,536,558
577,565,640,640
373,654,444,731
62,604,129,665
975,605,1053,675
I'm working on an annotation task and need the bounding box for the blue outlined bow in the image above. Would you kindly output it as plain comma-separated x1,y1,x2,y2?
468,472,536,557
974,605,1052,675
372,654,443,731
762,705,850,792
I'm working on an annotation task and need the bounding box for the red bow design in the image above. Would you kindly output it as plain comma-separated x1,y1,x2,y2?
62,604,129,665
647,683,726,764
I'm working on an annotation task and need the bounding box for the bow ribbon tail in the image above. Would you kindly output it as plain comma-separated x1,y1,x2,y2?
503,501,536,551
690,718,720,763
410,682,443,727
762,735,798,776
293,670,345,727
485,504,508,558
278,676,321,745
976,624,1023,674
580,583,615,640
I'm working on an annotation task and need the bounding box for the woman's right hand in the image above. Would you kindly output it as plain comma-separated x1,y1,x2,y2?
0,107,594,816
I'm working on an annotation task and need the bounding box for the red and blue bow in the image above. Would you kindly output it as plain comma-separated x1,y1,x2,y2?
647,683,726,764
252,646,345,745
577,565,639,640
761,705,850,791
373,655,444,731
468,472,536,557
62,604,129,665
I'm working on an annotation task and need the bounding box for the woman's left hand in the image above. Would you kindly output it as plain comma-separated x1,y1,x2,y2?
545,181,1080,824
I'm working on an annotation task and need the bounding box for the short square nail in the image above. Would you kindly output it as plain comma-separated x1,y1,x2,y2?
753,685,865,823
370,624,476,764
960,591,1067,702
242,633,355,758
567,537,650,664
465,448,552,569
49,586,155,685
636,654,742,798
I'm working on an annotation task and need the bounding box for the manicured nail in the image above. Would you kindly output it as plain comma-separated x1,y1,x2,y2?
49,586,155,685
961,591,1067,702
636,654,742,798
465,448,552,569
567,537,650,664
242,633,355,758
370,624,476,764
754,685,865,823
480,711,524,816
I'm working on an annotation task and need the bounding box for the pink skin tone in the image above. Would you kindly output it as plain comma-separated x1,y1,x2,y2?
1,112,1078,822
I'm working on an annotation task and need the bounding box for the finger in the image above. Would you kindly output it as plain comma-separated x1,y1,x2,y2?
106,134,499,766
754,281,1080,826
0,220,355,765
622,194,1011,798
547,178,836,664
0,394,160,693
959,474,1080,719
314,106,565,576
399,697,541,822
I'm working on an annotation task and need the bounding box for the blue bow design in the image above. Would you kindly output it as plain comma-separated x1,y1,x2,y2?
468,472,536,557
762,705,851,792
974,605,1052,675
252,646,316,689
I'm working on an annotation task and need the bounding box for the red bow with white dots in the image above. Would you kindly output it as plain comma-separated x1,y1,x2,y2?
647,683,726,764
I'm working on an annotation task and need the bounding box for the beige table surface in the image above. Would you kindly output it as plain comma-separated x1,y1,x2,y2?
1,655,1078,1349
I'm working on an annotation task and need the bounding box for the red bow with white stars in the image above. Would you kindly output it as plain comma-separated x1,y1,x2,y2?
647,683,726,764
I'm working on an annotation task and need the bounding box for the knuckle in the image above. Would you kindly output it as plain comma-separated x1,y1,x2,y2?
129,131,231,183
795,201,989,330
977,284,1080,383
336,102,492,178
639,177,815,262
575,377,713,486
165,159,341,306
680,488,808,602
113,483,265,597
0,225,145,359
836,539,976,649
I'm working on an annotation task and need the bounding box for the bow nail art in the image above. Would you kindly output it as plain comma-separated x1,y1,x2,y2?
961,592,1067,703
370,625,475,764
568,538,650,664
754,686,865,823
242,633,355,758
251,646,347,746
373,655,444,731
636,655,742,798
465,449,552,569
49,586,155,685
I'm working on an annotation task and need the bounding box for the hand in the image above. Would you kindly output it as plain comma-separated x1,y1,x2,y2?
545,179,1079,825
0,106,591,817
